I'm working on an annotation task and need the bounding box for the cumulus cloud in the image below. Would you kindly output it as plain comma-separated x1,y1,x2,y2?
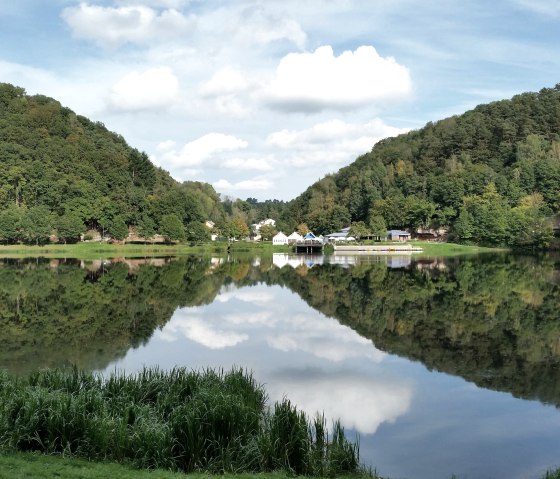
265,45,412,112
221,157,274,171
157,313,249,349
153,133,249,178
107,67,180,111
267,118,408,169
213,178,273,191
61,3,195,47
266,313,386,363
234,6,307,49
217,289,276,305
199,67,255,117
199,67,252,97
266,369,412,434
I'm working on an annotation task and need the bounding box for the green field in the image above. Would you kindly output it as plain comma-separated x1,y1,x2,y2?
0,240,501,260
0,452,340,479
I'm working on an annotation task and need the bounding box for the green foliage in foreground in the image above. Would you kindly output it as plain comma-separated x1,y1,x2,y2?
0,452,351,479
543,468,560,479
0,368,363,477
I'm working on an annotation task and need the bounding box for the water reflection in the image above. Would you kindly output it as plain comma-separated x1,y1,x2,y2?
111,281,413,437
1,253,560,478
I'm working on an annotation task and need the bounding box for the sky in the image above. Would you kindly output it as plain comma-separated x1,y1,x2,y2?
1,1,559,201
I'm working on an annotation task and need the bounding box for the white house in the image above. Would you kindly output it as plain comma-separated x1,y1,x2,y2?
287,231,303,244
272,231,289,245
325,227,356,243
251,218,276,231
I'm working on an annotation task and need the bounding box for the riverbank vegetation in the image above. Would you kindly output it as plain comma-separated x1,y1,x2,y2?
0,368,366,477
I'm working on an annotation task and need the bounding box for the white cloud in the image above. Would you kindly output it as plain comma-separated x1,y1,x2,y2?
267,370,412,434
217,289,276,305
116,0,189,7
265,45,412,112
61,3,195,47
200,67,252,97
266,313,386,363
221,157,274,171
267,118,408,169
213,178,273,191
107,67,180,111
235,6,307,49
157,313,249,349
154,133,249,177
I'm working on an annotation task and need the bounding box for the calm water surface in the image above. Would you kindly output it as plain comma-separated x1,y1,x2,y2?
0,253,559,479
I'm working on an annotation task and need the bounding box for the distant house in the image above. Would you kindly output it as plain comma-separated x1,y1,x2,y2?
287,231,303,244
387,230,411,241
325,227,356,243
272,231,289,245
251,218,276,232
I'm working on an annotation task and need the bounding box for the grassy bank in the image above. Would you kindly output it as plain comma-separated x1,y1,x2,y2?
408,240,507,256
0,239,504,260
0,368,365,477
0,452,374,479
0,242,227,259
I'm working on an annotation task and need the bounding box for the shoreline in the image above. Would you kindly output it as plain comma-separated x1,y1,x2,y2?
0,240,507,260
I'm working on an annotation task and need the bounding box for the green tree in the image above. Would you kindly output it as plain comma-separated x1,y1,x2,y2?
368,215,387,238
19,206,52,245
56,212,85,244
136,215,157,243
226,217,250,240
349,221,370,240
108,216,129,241
0,207,21,243
258,224,277,241
160,214,185,243
186,221,210,244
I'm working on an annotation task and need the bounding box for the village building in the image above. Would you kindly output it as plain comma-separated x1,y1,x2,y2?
387,230,411,241
287,231,303,244
272,231,289,245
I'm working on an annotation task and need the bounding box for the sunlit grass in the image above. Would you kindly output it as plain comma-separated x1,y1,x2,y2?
0,242,227,259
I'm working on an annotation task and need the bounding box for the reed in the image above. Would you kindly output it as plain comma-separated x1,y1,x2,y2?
0,367,367,477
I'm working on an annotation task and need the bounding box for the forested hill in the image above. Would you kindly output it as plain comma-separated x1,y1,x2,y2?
0,83,225,243
281,85,560,247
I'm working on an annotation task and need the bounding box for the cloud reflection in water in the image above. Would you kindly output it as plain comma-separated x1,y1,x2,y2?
151,284,413,434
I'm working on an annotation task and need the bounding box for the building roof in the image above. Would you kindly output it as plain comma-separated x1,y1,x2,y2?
273,231,288,239
387,230,411,236
287,232,303,239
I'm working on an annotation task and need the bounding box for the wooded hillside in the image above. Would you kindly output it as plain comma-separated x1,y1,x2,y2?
0,83,225,243
281,85,560,247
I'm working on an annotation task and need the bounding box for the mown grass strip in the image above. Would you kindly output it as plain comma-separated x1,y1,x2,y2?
0,451,313,479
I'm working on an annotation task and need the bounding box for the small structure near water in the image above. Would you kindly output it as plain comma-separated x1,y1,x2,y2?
295,232,324,253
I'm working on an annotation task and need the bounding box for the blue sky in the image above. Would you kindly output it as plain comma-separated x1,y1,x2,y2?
1,0,559,200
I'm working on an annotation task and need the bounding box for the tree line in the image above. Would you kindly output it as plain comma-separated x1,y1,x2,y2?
278,86,560,248
0,83,229,244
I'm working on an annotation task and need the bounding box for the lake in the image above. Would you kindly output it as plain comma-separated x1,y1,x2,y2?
0,252,559,479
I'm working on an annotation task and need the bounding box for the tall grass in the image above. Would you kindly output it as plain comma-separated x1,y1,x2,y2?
0,368,365,477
